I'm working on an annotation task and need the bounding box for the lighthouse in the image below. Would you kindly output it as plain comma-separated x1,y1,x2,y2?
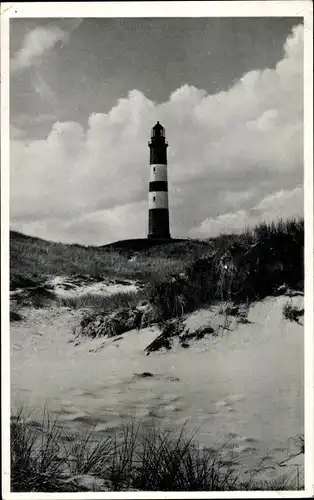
148,122,171,239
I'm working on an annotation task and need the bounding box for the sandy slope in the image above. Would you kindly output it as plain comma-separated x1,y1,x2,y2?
11,293,304,483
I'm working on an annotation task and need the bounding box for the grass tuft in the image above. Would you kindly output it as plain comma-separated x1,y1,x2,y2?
11,409,304,492
11,408,80,492
57,290,143,311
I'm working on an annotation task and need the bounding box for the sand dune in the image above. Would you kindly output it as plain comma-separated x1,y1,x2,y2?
11,293,304,483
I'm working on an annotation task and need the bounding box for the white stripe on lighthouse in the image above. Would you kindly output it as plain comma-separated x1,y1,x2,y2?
150,164,168,182
149,191,169,209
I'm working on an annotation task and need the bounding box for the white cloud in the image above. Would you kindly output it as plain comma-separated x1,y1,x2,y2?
10,201,147,246
11,26,69,72
255,185,303,220
190,186,303,238
10,24,304,245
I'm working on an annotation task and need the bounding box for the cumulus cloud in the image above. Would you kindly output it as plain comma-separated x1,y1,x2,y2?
190,186,303,238
10,24,304,245
10,201,147,246
11,26,69,72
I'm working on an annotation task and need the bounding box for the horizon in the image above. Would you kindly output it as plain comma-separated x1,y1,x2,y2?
10,215,305,247
10,17,304,245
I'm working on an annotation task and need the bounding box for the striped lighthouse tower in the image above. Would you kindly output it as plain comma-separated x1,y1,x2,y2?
148,122,171,239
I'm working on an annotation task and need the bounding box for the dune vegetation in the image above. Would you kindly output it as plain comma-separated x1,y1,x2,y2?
9,217,305,492
11,409,303,492
10,218,303,292
64,217,304,341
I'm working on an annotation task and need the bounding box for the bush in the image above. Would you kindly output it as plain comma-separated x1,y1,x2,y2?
145,318,184,354
237,220,304,301
283,302,304,323
146,276,193,320
12,286,57,309
146,218,304,320
10,308,23,321
76,304,147,339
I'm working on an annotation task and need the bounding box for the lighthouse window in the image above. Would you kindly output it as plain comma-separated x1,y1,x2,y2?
153,196,156,202
153,167,156,172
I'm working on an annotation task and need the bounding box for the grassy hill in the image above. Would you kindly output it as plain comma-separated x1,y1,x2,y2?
10,218,304,304
10,231,211,290
100,237,188,252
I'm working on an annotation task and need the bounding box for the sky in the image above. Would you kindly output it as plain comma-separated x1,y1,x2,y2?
10,17,304,245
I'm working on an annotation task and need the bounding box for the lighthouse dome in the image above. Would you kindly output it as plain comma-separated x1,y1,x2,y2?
151,121,165,137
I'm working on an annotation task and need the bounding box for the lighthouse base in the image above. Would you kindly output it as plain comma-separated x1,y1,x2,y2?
148,234,171,240
148,209,171,240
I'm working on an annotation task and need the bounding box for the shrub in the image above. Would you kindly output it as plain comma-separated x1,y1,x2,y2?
147,218,304,319
12,286,57,309
146,252,235,322
146,276,193,320
283,302,304,323
76,307,144,339
145,318,184,354
10,308,23,321
10,274,44,291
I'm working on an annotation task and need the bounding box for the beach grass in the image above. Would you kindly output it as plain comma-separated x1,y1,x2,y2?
11,409,303,492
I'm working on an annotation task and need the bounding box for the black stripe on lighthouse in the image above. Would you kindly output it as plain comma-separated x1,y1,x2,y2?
150,148,167,165
148,209,170,239
149,181,168,192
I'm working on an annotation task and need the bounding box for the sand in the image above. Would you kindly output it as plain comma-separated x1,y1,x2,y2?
11,287,304,484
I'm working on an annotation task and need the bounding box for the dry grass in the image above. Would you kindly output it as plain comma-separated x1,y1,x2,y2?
145,218,304,321
57,290,144,311
72,218,304,340
11,409,303,492
76,307,144,339
11,408,79,492
11,218,303,303
10,231,190,289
